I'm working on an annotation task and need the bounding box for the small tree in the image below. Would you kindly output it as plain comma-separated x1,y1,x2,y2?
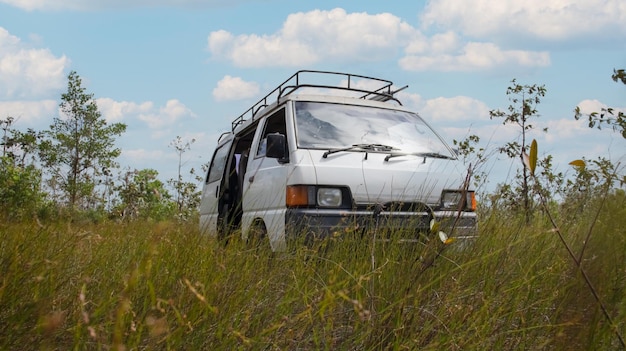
490,79,547,222
39,71,127,214
168,136,201,220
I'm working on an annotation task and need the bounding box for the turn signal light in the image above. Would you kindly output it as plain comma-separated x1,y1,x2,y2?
286,185,314,207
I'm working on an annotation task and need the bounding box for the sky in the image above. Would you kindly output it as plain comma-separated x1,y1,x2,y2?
0,0,625,193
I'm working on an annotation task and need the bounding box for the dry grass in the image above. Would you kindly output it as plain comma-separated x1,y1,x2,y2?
1,191,625,350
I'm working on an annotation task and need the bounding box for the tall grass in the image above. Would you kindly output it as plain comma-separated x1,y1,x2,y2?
1,191,625,350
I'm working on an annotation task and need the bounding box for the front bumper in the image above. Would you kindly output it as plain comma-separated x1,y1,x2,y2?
285,207,477,242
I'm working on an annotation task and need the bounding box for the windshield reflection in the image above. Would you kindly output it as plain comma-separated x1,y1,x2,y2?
294,101,454,156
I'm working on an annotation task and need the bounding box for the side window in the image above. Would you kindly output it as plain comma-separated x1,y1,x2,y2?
256,108,287,157
232,127,257,187
206,143,231,183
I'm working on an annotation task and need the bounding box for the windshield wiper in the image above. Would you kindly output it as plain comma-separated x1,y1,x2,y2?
323,144,397,158
384,152,454,162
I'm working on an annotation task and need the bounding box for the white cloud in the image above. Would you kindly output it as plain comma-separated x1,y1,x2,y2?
420,0,626,42
122,148,169,162
400,42,550,72
421,96,490,122
96,98,196,130
0,28,69,99
208,8,551,73
1,0,69,10
440,121,519,146
0,0,245,11
576,99,608,115
397,91,424,110
212,75,260,101
575,98,626,121
542,117,595,142
0,27,21,51
405,31,459,55
96,98,153,123
138,99,196,129
208,8,415,68
207,30,233,56
122,149,164,160
0,98,196,132
162,99,196,120
0,99,57,126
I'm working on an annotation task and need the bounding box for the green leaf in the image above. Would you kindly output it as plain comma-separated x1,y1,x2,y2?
529,139,538,175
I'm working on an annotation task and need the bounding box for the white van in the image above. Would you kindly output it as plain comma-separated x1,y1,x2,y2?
200,70,477,251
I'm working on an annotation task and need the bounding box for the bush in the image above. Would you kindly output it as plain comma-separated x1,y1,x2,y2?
0,156,44,220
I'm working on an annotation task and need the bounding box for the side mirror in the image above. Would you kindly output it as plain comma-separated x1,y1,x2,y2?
266,133,288,163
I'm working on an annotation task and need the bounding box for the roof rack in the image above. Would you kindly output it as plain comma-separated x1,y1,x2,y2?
231,70,407,131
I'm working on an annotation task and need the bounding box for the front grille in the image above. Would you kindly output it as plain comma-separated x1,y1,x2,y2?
356,201,433,213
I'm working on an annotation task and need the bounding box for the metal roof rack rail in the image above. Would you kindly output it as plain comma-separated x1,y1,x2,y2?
217,131,231,143
230,70,407,132
362,85,409,102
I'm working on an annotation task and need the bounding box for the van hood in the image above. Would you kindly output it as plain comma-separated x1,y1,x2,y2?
308,151,466,206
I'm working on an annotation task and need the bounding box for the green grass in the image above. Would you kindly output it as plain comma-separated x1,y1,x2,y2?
1,192,625,350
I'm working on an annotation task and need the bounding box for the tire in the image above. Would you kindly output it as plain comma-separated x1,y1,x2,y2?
247,221,273,255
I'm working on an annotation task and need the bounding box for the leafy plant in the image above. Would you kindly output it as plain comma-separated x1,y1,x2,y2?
0,117,45,219
114,168,175,220
525,139,625,348
490,79,547,223
0,156,44,219
38,71,127,213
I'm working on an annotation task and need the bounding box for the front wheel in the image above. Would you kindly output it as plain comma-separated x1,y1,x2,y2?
247,221,273,256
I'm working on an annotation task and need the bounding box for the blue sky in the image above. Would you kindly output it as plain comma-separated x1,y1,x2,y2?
0,0,624,192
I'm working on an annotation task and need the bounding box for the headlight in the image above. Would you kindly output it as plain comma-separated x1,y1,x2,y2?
440,190,476,211
286,185,349,208
317,188,342,207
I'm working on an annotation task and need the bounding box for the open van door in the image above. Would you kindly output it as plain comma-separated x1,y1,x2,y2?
239,109,289,250
199,139,234,236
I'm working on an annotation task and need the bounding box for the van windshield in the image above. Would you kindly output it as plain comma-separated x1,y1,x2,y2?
294,101,455,157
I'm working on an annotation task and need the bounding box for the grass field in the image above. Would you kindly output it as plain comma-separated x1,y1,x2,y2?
1,191,625,350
